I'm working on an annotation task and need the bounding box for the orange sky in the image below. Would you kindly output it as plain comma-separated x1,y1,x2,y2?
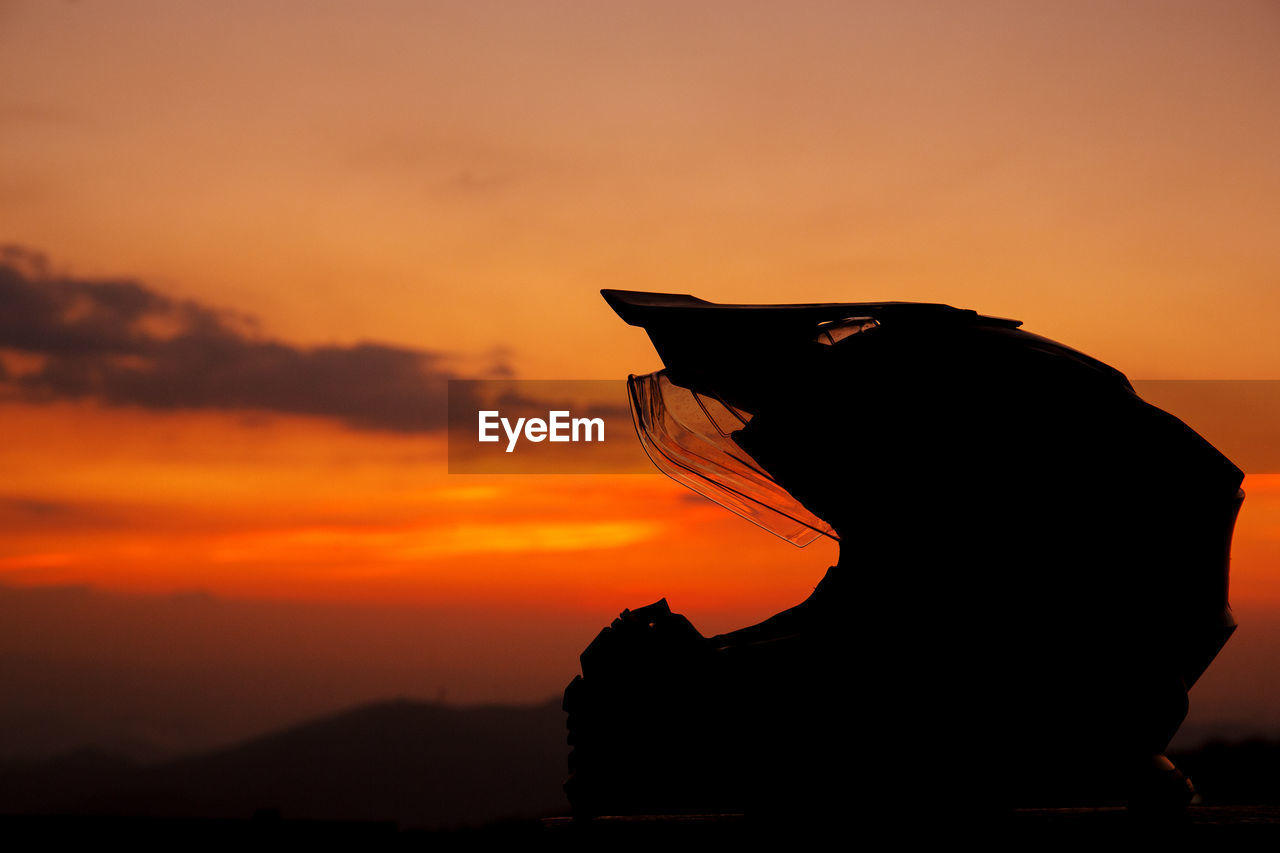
0,1,1278,743
4,1,1279,380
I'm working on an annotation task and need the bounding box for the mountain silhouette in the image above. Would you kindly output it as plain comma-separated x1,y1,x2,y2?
1,698,567,829
8,694,1280,832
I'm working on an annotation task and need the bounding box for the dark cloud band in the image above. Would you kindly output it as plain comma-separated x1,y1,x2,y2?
0,246,486,432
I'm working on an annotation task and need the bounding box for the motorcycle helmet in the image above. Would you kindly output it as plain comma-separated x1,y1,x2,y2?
578,288,1246,812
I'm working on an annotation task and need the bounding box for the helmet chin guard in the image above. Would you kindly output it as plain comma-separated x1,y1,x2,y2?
627,370,836,546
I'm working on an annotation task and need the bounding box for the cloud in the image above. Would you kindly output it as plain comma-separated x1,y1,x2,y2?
0,245,497,432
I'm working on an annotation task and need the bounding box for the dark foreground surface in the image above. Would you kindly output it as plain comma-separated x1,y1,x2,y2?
7,808,1280,845
549,807,1280,833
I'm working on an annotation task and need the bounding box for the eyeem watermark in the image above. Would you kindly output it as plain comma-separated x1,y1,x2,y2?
478,410,605,452
448,380,651,473
448,378,1280,475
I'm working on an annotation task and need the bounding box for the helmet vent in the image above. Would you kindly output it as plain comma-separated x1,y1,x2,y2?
815,316,879,346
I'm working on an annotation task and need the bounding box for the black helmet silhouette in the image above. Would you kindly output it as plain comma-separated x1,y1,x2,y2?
565,290,1245,820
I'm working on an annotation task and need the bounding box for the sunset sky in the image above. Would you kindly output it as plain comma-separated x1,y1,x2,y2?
1,1,1278,758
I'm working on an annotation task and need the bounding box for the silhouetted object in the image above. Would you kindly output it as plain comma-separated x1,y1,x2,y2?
565,291,1245,821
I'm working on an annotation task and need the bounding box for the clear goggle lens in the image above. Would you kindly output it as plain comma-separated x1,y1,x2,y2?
627,370,837,546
